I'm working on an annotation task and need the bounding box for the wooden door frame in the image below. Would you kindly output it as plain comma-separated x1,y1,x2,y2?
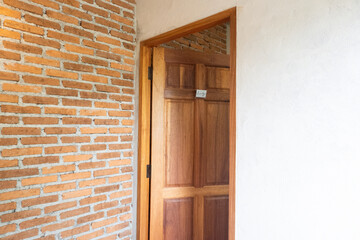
137,7,237,240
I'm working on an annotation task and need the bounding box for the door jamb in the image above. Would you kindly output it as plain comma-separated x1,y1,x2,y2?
137,7,237,240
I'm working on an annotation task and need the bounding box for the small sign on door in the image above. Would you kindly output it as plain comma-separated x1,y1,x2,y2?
196,89,207,99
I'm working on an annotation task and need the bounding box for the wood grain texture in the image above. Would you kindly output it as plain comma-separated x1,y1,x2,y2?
164,198,193,240
204,196,229,240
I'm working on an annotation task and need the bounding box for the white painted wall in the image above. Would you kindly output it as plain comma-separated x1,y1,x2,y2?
136,0,360,239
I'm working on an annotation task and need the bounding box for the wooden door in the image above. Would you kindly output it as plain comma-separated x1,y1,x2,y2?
150,47,230,240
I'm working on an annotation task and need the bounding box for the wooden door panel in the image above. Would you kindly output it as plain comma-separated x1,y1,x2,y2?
165,100,195,187
206,67,230,89
203,196,229,240
164,198,194,240
166,63,195,89
204,102,229,186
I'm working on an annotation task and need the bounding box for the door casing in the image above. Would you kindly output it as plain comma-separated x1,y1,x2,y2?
137,7,237,240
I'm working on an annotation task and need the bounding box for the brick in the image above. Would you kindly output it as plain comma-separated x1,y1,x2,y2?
81,144,106,151
3,20,44,35
24,56,60,67
80,195,106,206
1,229,38,240
62,189,92,199
30,0,60,9
61,136,91,143
46,50,79,61
62,81,93,91
65,44,94,55
95,136,118,142
108,174,131,183
78,161,105,170
96,50,122,61
94,119,119,125
47,30,80,44
121,166,133,173
80,91,107,99
122,119,134,126
55,0,80,7
112,79,133,87
0,6,21,19
61,172,91,181
96,84,120,93
78,212,104,225
20,216,57,229
97,35,122,47
44,201,77,213
23,96,58,105
1,105,41,114
22,195,58,207
80,109,107,116
112,0,135,11
112,47,133,57
42,165,75,174
95,184,119,194
42,219,74,232
123,42,135,51
44,127,76,134
47,10,78,24
3,40,42,54
110,30,133,42
122,181,132,188
110,13,133,26
0,189,40,201
92,216,117,229
46,87,78,96
110,94,133,102
23,75,60,86
79,178,106,188
62,117,92,125
94,168,119,177
94,200,118,211
82,74,108,83
80,127,107,134
63,154,92,162
62,99,92,107
45,145,77,154
110,189,132,199
2,147,42,157
43,182,76,193
123,73,134,80
0,29,21,40
22,176,57,187
23,117,59,125
4,63,42,74
111,62,133,72
63,63,93,73
45,107,76,115
0,181,17,190
96,68,121,77
95,101,119,109
46,69,78,80
0,138,17,146
34,235,56,240
24,34,61,49
122,25,135,34
64,26,93,39
21,136,58,145
109,143,131,150
118,229,132,238
4,0,43,15
77,229,104,240
109,159,131,167
82,56,108,67
24,14,61,30
0,50,21,60
123,88,135,94
96,152,120,159
82,4,108,18
81,21,107,33
62,6,92,20
61,225,90,238
95,16,120,29
23,156,59,165
109,127,132,134
121,135,133,141
2,127,39,136
0,159,18,168
0,94,18,103
0,223,16,235
107,222,129,233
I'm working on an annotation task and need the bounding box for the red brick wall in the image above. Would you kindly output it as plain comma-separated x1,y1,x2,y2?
160,23,228,54
0,0,135,239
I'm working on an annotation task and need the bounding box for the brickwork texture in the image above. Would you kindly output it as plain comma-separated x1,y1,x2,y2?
0,0,136,239
160,23,228,54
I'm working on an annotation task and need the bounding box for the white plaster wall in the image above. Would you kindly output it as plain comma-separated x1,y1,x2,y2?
136,0,360,239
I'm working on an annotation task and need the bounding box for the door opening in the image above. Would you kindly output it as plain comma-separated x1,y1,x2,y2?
137,8,237,240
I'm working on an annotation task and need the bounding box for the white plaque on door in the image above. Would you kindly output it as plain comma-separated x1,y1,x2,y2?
195,89,207,99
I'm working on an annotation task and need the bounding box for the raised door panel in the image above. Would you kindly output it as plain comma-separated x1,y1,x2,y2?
164,198,194,240
203,196,229,240
204,102,229,186
166,63,195,89
206,67,230,89
165,100,195,187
